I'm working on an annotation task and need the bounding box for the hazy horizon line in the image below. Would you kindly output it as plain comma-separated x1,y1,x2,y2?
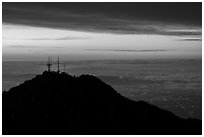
2,57,202,62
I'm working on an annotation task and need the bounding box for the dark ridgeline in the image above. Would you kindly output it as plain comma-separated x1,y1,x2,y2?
2,59,201,135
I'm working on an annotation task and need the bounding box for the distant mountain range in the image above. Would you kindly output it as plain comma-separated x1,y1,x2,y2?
3,71,201,135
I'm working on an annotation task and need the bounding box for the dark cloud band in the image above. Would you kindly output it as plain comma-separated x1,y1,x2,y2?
178,38,202,41
3,2,202,36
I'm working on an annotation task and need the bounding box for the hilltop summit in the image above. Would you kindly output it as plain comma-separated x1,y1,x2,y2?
3,71,201,135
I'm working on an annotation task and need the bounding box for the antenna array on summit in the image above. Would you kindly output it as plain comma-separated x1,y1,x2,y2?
46,57,66,73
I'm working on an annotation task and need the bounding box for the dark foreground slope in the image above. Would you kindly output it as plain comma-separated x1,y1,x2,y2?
3,71,201,135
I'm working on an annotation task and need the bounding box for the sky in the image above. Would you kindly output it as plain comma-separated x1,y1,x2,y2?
2,2,202,61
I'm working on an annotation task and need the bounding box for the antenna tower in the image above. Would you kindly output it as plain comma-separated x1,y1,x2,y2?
57,56,60,73
47,56,52,72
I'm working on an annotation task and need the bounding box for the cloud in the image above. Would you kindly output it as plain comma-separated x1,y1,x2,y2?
3,36,89,41
85,49,170,52
24,36,90,40
178,38,202,42
2,3,201,37
7,45,42,48
7,45,65,49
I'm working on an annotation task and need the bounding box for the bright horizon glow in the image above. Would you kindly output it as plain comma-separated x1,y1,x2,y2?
2,24,202,61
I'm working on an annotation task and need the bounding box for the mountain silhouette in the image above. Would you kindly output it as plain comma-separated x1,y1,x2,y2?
3,71,201,135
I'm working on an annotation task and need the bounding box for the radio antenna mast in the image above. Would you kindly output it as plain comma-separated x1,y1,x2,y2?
47,56,52,72
57,56,60,73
